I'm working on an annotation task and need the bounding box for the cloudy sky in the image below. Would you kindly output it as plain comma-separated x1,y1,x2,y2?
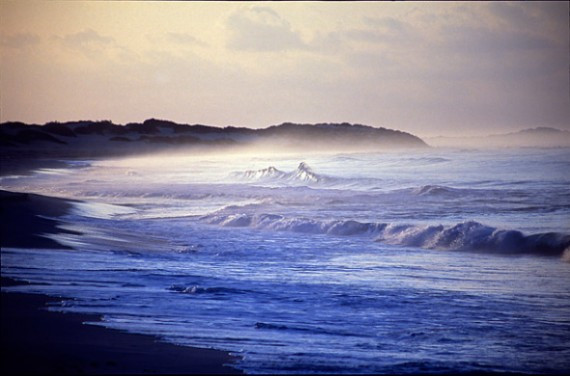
1,1,568,137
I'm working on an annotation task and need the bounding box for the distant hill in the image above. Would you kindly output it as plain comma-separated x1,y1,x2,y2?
426,127,570,148
0,119,427,157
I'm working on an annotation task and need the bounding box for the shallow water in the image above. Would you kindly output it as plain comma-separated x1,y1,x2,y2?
1,147,570,373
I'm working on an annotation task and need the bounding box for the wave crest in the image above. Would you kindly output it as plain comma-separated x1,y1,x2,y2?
233,162,329,184
239,166,288,180
201,213,570,257
412,185,459,196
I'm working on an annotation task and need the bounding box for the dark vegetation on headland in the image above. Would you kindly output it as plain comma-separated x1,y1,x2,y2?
0,119,428,158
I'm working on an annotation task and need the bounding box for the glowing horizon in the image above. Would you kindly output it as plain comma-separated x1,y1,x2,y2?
1,1,568,138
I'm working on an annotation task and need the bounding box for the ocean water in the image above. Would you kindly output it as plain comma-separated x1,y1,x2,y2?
1,147,570,374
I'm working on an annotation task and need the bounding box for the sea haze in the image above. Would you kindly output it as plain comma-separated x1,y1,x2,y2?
1,147,569,373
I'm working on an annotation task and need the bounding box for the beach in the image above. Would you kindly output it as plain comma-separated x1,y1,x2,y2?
1,149,569,373
0,189,241,375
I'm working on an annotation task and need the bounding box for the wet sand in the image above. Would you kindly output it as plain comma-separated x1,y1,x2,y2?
0,190,78,249
1,189,242,374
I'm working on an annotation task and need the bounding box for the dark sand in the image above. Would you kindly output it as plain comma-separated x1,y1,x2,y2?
0,152,75,177
0,190,78,249
1,278,240,374
1,189,242,374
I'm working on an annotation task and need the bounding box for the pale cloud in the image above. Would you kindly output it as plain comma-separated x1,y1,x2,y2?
0,1,568,136
487,1,568,38
361,16,415,42
60,28,114,49
306,30,346,55
226,6,306,52
165,32,206,47
1,32,40,48
489,2,539,28
441,24,558,55
52,28,138,65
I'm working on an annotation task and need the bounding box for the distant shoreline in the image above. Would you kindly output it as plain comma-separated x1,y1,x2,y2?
0,119,428,157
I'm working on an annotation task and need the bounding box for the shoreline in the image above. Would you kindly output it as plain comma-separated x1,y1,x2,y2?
1,188,243,374
0,190,79,249
1,277,241,374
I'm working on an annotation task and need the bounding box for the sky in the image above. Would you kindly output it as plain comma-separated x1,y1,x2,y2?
1,1,568,137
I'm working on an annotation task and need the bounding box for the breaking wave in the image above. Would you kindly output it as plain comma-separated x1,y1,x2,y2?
411,185,462,196
233,162,330,184
168,285,250,295
237,166,288,180
406,157,451,164
405,184,498,198
201,213,570,257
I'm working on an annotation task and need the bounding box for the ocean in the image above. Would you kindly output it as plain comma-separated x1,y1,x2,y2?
1,147,569,374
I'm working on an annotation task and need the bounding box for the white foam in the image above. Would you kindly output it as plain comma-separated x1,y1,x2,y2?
70,201,137,219
201,213,570,256
233,162,331,185
562,247,570,262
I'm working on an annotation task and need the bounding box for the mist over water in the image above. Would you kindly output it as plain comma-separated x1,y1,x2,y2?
2,147,570,373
